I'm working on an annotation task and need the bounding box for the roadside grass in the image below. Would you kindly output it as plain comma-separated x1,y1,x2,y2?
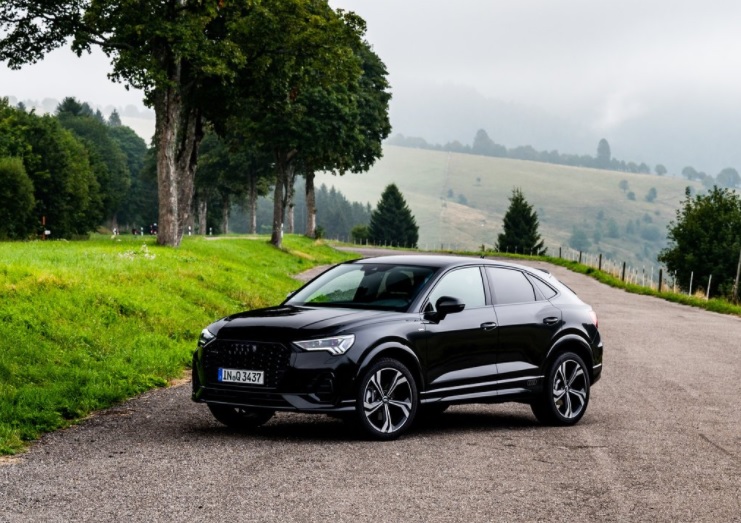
0,235,356,455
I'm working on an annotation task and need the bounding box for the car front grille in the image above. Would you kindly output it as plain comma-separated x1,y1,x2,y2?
203,340,292,388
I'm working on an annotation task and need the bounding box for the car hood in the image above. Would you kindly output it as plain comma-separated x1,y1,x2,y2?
212,305,405,341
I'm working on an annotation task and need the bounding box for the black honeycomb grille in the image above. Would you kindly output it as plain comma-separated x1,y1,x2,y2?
203,340,291,388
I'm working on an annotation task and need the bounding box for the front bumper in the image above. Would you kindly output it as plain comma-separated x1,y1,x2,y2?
191,338,358,413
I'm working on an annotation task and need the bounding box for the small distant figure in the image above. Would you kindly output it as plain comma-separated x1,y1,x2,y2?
113,227,118,236
132,228,138,235
188,225,192,236
209,227,213,236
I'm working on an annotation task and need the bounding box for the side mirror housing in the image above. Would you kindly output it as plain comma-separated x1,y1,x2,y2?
425,296,465,321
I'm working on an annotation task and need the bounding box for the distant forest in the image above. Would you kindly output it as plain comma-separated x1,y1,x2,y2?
388,130,741,189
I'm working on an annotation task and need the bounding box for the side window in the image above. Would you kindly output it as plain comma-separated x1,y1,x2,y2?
486,267,536,305
530,276,557,300
426,267,486,311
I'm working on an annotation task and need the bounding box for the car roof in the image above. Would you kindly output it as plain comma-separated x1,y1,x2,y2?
349,254,540,274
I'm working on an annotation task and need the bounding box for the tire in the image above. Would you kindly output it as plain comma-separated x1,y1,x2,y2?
531,352,590,426
208,404,275,430
356,358,418,440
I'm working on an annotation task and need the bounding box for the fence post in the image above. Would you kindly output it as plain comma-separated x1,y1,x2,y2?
559,246,562,258
621,262,626,282
658,269,663,293
706,275,712,300
689,271,694,296
578,251,582,264
598,253,602,271
733,246,741,302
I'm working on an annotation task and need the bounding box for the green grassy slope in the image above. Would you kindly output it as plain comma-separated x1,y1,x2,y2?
0,235,356,454
316,145,701,265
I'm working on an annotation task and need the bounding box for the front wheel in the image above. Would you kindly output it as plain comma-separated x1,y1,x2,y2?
356,358,418,440
531,352,590,426
208,404,275,430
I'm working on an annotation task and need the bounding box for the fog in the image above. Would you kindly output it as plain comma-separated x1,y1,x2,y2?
3,0,741,173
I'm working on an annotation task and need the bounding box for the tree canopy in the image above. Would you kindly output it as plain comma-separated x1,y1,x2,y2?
659,186,741,299
368,184,419,248
495,188,546,255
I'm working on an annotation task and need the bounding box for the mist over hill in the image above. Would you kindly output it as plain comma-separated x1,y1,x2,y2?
389,82,741,177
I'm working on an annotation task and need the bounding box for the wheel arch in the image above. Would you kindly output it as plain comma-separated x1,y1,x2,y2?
357,342,425,392
545,333,594,382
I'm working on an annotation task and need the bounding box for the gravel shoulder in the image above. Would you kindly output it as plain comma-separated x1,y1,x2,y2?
1,252,739,522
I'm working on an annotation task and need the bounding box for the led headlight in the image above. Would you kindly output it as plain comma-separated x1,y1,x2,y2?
294,335,355,356
198,327,216,348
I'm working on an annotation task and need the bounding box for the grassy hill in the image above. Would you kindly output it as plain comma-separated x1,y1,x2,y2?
0,235,356,454
316,145,702,267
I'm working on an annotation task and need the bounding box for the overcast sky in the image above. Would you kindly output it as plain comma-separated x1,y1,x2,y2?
2,0,741,171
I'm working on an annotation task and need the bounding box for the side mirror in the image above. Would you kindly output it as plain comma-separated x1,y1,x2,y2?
424,296,465,321
436,296,465,315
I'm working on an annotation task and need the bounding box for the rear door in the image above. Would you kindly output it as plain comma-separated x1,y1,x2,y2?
485,267,562,387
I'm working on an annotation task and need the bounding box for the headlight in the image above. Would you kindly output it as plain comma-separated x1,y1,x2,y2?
198,328,216,348
294,335,355,355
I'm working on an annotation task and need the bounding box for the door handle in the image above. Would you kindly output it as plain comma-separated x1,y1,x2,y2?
543,317,560,326
480,322,498,331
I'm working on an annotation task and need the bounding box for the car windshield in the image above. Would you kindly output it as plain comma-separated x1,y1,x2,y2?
286,263,438,312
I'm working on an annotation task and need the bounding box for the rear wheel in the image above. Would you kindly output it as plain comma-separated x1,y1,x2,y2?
531,352,590,426
356,358,418,440
208,404,275,430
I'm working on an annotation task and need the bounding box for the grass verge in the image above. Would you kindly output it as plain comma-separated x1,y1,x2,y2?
0,234,356,455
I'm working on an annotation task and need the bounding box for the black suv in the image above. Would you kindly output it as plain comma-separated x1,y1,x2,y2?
192,255,603,439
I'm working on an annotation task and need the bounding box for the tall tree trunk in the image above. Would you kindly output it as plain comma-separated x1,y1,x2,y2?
249,174,257,234
271,149,297,248
305,171,317,238
153,83,180,247
222,194,230,234
197,198,207,236
152,56,203,248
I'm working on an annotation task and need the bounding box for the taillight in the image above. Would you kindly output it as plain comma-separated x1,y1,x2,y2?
589,310,598,328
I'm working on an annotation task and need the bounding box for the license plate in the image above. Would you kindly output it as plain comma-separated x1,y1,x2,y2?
218,368,265,385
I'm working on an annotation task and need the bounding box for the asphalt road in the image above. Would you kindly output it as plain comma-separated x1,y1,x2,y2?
1,252,739,522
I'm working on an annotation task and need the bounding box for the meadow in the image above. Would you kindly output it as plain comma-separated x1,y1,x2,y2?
316,145,702,266
0,235,356,454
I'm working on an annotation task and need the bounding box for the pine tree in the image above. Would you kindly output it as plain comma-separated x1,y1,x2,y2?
495,188,546,255
368,184,419,248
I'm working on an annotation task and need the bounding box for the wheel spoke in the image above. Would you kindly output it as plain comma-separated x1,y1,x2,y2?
389,399,411,418
567,366,584,387
386,371,407,397
380,404,393,433
364,399,383,415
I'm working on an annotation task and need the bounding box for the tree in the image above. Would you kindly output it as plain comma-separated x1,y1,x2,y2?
569,227,591,252
57,97,131,226
596,139,611,169
0,157,35,239
618,180,629,193
659,187,741,299
0,99,102,238
0,1,281,247
716,167,740,189
368,184,419,248
655,164,667,176
472,129,506,157
682,166,699,180
495,188,546,255
212,4,369,248
646,187,658,202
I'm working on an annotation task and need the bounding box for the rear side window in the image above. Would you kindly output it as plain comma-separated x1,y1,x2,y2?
530,276,558,300
486,267,536,305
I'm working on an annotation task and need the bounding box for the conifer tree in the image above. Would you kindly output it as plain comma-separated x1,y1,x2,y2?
368,184,419,248
496,188,546,255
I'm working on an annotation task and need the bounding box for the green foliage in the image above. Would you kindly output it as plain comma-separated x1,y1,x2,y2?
645,187,658,202
655,164,667,176
57,97,131,222
351,224,370,243
472,129,506,157
0,235,357,454
368,184,419,248
627,191,636,201
619,179,629,193
0,157,35,238
495,188,546,255
659,186,741,299
0,99,102,238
